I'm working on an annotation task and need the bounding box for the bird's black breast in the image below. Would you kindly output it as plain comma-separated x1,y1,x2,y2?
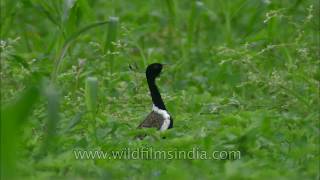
168,116,173,129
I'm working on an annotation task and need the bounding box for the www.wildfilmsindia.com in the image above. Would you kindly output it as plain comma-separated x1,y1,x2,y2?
73,147,241,160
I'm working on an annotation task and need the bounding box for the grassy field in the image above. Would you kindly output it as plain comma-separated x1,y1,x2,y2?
1,0,319,179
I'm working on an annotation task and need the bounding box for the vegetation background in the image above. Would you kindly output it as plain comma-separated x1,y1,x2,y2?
1,0,319,179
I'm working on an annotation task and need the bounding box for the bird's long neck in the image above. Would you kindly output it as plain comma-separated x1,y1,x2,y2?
147,78,166,110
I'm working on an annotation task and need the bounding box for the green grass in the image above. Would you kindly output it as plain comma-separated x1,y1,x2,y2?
1,0,319,179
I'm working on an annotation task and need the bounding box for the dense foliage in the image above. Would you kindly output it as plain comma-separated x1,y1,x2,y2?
1,0,319,179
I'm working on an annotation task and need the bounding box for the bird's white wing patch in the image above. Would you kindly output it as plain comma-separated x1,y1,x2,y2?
152,104,170,131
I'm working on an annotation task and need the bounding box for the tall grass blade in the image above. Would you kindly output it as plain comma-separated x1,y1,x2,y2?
31,0,63,32
0,1,17,37
1,86,39,179
42,83,60,152
51,20,109,81
164,0,176,58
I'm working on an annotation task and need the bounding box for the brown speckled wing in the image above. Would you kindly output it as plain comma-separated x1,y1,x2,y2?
138,111,164,130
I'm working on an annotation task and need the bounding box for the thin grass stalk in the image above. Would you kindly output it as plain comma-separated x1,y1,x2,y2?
164,0,176,58
187,1,203,47
104,16,119,75
85,77,99,142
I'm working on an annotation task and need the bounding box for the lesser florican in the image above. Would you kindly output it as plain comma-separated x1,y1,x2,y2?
138,63,173,131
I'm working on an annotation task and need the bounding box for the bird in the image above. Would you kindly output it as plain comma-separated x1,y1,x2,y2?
137,63,173,132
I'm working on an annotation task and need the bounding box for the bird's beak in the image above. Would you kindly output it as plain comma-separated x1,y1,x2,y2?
162,63,170,68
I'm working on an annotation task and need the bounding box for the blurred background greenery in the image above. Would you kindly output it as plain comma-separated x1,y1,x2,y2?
1,0,319,179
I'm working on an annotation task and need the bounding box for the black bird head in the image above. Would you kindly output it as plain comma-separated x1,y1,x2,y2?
146,63,163,80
